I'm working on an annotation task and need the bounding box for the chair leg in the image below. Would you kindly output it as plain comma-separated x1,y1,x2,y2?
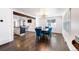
48,34,51,40
36,36,40,43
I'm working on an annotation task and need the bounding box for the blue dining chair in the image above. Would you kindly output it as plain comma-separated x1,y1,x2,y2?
35,28,43,43
45,28,52,38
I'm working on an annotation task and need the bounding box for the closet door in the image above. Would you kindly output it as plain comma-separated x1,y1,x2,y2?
0,8,13,45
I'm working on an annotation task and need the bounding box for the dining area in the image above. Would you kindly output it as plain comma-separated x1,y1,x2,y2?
35,26,52,43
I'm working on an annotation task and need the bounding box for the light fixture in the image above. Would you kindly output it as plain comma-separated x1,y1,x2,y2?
40,8,48,16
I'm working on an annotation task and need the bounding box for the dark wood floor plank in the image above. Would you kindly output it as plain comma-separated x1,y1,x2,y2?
0,32,69,51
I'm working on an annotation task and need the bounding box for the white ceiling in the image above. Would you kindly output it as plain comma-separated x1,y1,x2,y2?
14,8,67,17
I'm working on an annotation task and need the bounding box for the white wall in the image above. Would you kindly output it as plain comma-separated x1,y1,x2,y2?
13,9,36,32
13,15,21,27
36,16,40,27
71,8,79,39
54,16,62,33
0,8,13,45
14,15,36,32
36,16,62,33
40,15,47,28
24,17,36,32
62,9,79,51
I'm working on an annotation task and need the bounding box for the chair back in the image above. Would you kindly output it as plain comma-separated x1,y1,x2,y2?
35,28,42,37
48,28,52,34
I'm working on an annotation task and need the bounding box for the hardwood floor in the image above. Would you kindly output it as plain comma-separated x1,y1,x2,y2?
0,32,69,51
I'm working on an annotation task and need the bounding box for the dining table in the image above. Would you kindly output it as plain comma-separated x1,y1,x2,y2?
41,28,49,36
